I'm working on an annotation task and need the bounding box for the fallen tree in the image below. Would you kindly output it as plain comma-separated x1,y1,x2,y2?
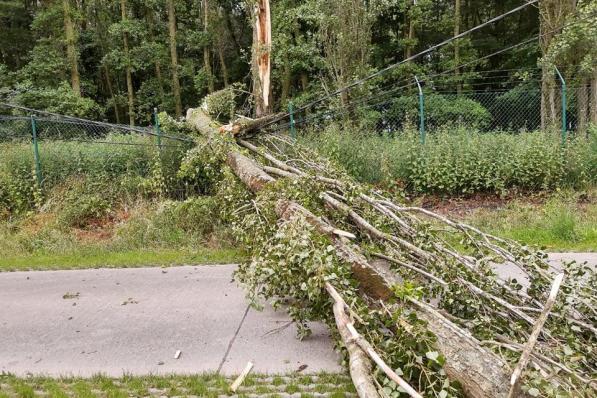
184,107,596,398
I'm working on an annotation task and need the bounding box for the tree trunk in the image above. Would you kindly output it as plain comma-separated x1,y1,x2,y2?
591,68,597,125
217,44,229,87
63,0,81,95
454,0,461,95
251,0,272,117
187,108,513,398
202,0,214,93
280,64,291,106
120,0,135,126
146,8,166,103
103,64,121,124
539,0,575,132
405,8,415,59
300,73,308,91
167,0,182,117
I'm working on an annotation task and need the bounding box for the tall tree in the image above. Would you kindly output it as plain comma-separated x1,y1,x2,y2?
202,0,214,93
167,0,183,117
454,0,461,94
539,0,576,131
119,0,135,126
63,0,81,95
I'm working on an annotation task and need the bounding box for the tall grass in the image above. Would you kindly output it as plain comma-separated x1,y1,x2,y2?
0,134,190,215
300,125,596,195
460,191,597,251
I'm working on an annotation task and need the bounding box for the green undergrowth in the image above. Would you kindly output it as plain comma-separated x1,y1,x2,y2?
0,119,249,271
0,132,197,216
300,125,596,196
0,195,245,271
453,190,597,252
0,372,355,398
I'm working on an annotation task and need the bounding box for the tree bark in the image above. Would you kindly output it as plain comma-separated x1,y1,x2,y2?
217,43,229,87
146,8,166,103
251,0,272,117
591,68,597,125
405,8,415,59
454,0,461,95
120,0,135,126
280,64,291,106
202,0,214,93
103,64,121,124
63,0,81,95
167,0,182,117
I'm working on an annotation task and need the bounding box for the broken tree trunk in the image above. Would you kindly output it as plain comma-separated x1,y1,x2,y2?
276,200,512,398
251,0,272,117
186,108,513,398
219,113,285,137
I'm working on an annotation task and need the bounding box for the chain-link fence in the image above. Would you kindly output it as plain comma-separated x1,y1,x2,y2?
274,78,595,144
0,104,197,203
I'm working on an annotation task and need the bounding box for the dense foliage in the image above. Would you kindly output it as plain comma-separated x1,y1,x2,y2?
300,126,597,195
1,0,594,124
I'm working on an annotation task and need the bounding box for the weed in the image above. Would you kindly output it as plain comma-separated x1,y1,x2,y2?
300,126,596,195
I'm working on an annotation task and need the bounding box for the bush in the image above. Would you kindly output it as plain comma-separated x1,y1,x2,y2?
300,125,596,195
113,197,220,249
383,93,491,131
58,191,112,228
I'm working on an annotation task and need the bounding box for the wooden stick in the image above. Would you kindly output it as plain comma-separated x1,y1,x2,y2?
325,282,423,398
230,361,254,392
325,282,381,398
507,273,565,398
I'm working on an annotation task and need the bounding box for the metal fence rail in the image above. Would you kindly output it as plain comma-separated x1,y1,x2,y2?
277,76,594,145
0,104,196,200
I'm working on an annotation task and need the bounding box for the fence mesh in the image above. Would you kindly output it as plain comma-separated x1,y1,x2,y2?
273,79,595,142
0,104,198,202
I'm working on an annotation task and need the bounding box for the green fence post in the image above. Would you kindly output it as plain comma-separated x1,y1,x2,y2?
30,115,42,188
153,107,162,150
555,67,567,145
288,101,296,139
415,75,425,144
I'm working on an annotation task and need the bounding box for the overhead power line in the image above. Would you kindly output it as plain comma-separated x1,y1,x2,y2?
265,6,597,132
292,1,539,112
261,0,540,129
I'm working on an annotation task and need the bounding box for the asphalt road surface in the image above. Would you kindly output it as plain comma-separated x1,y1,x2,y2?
1,253,594,377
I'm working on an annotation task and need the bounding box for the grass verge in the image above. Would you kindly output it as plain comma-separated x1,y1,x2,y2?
0,373,355,398
423,190,596,252
0,247,246,272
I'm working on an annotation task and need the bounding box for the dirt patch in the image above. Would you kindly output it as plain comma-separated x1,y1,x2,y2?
73,207,132,243
412,192,558,217
20,212,57,235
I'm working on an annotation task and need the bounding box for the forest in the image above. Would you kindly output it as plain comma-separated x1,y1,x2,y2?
0,0,595,129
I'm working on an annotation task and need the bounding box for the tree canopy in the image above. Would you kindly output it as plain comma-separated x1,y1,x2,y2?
0,0,594,124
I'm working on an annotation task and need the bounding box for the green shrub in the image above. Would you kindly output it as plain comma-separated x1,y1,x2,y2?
57,189,112,228
300,125,596,195
111,197,220,250
0,134,190,215
386,93,491,130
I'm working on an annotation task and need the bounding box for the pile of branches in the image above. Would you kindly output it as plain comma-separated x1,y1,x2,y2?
185,108,596,398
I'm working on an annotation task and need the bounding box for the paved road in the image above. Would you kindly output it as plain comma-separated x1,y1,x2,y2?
0,265,342,377
0,253,594,377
